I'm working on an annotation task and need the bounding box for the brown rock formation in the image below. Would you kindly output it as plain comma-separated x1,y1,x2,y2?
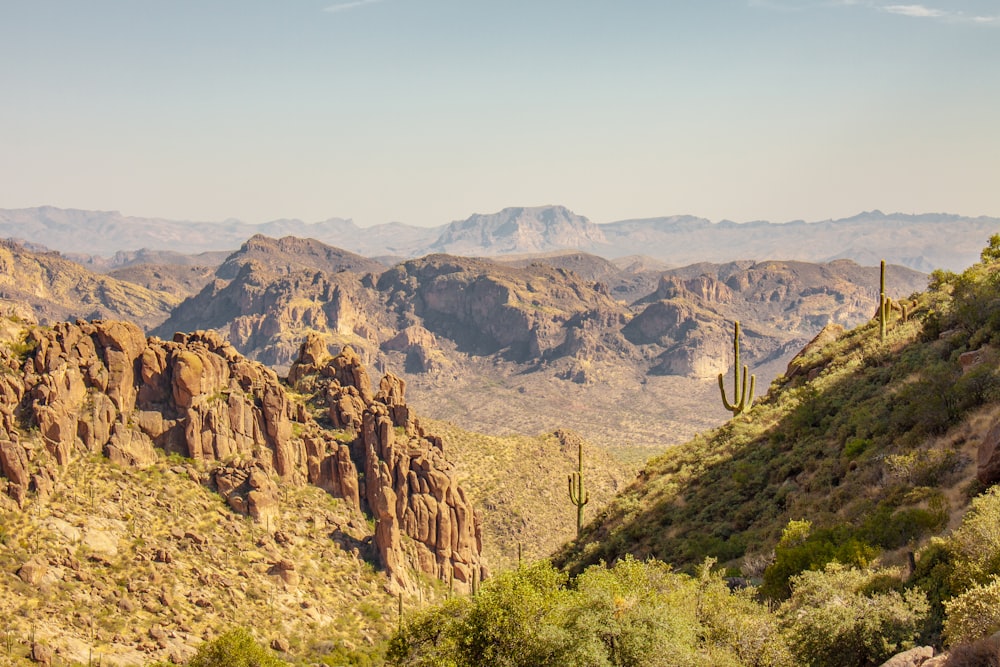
977,420,1000,487
785,323,846,382
381,325,450,373
0,318,484,594
291,345,485,592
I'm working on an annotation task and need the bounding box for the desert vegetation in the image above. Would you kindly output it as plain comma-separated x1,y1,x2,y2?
386,235,1000,665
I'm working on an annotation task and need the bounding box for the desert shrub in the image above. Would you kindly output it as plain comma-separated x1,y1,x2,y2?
944,577,1000,646
694,560,793,667
779,563,929,667
386,597,470,667
389,557,793,667
842,437,871,460
454,561,584,667
946,486,1000,590
188,628,285,667
857,496,949,551
569,556,701,667
761,520,878,600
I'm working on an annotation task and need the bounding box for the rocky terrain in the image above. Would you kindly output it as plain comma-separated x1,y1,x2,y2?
0,232,929,459
0,240,180,331
147,236,925,455
3,205,994,272
0,316,628,663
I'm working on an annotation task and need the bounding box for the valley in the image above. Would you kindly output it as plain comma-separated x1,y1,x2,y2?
0,210,998,666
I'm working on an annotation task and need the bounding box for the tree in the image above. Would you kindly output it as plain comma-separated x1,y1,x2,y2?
980,233,1000,264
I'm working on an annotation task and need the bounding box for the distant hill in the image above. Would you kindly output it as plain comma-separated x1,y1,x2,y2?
0,239,180,331
2,205,995,272
150,235,926,456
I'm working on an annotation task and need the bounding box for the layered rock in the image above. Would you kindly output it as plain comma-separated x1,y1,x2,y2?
0,319,483,593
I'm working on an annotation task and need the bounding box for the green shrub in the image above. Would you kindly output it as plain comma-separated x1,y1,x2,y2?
779,564,929,667
944,577,1000,646
761,520,878,600
388,558,793,667
188,628,285,667
947,486,1000,590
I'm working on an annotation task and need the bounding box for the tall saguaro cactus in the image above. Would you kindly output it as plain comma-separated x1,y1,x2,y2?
879,259,891,341
718,321,756,417
567,440,589,537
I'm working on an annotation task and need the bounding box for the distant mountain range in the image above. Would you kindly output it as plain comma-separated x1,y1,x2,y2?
2,205,996,272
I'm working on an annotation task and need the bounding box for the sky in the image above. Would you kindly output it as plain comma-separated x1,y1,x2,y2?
0,0,998,228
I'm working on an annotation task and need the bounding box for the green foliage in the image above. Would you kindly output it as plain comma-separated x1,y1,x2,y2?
388,558,793,667
943,577,1000,646
386,597,471,667
944,486,1000,590
980,233,1000,264
762,519,878,600
6,332,37,360
779,563,929,667
188,628,286,667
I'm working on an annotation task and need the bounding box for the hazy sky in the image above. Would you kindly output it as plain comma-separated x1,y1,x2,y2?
1,1,998,227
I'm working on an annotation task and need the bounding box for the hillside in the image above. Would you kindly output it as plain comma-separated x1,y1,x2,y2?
0,320,628,664
556,238,1000,594
383,237,1000,667
0,240,180,331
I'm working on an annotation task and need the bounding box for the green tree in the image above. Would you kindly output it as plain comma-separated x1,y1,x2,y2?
946,486,1000,590
980,233,1000,264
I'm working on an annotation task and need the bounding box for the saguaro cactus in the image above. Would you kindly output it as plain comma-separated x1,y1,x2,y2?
567,440,589,537
879,259,890,341
718,321,756,416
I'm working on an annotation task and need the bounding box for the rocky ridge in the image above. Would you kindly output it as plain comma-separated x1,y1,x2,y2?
0,239,179,331
0,318,484,594
145,237,927,454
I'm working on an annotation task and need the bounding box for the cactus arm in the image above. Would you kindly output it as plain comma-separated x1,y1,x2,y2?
567,442,589,536
719,322,756,416
879,260,888,341
718,372,739,412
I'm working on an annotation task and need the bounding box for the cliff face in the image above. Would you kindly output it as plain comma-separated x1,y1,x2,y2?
0,319,483,593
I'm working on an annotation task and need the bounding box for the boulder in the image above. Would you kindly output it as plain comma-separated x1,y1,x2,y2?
978,420,1000,487
17,556,49,585
877,646,935,667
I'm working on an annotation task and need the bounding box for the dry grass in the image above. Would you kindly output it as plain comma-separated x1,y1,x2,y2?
0,452,409,665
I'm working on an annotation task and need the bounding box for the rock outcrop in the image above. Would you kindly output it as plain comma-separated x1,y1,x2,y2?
290,339,485,592
978,419,1000,487
0,319,484,593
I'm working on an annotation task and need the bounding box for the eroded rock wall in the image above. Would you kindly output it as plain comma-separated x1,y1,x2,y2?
0,320,483,593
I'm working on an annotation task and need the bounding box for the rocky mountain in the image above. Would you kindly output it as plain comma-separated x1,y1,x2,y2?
426,206,607,256
0,319,485,593
0,240,180,331
155,236,391,369
4,205,995,272
148,236,926,457
0,315,629,663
